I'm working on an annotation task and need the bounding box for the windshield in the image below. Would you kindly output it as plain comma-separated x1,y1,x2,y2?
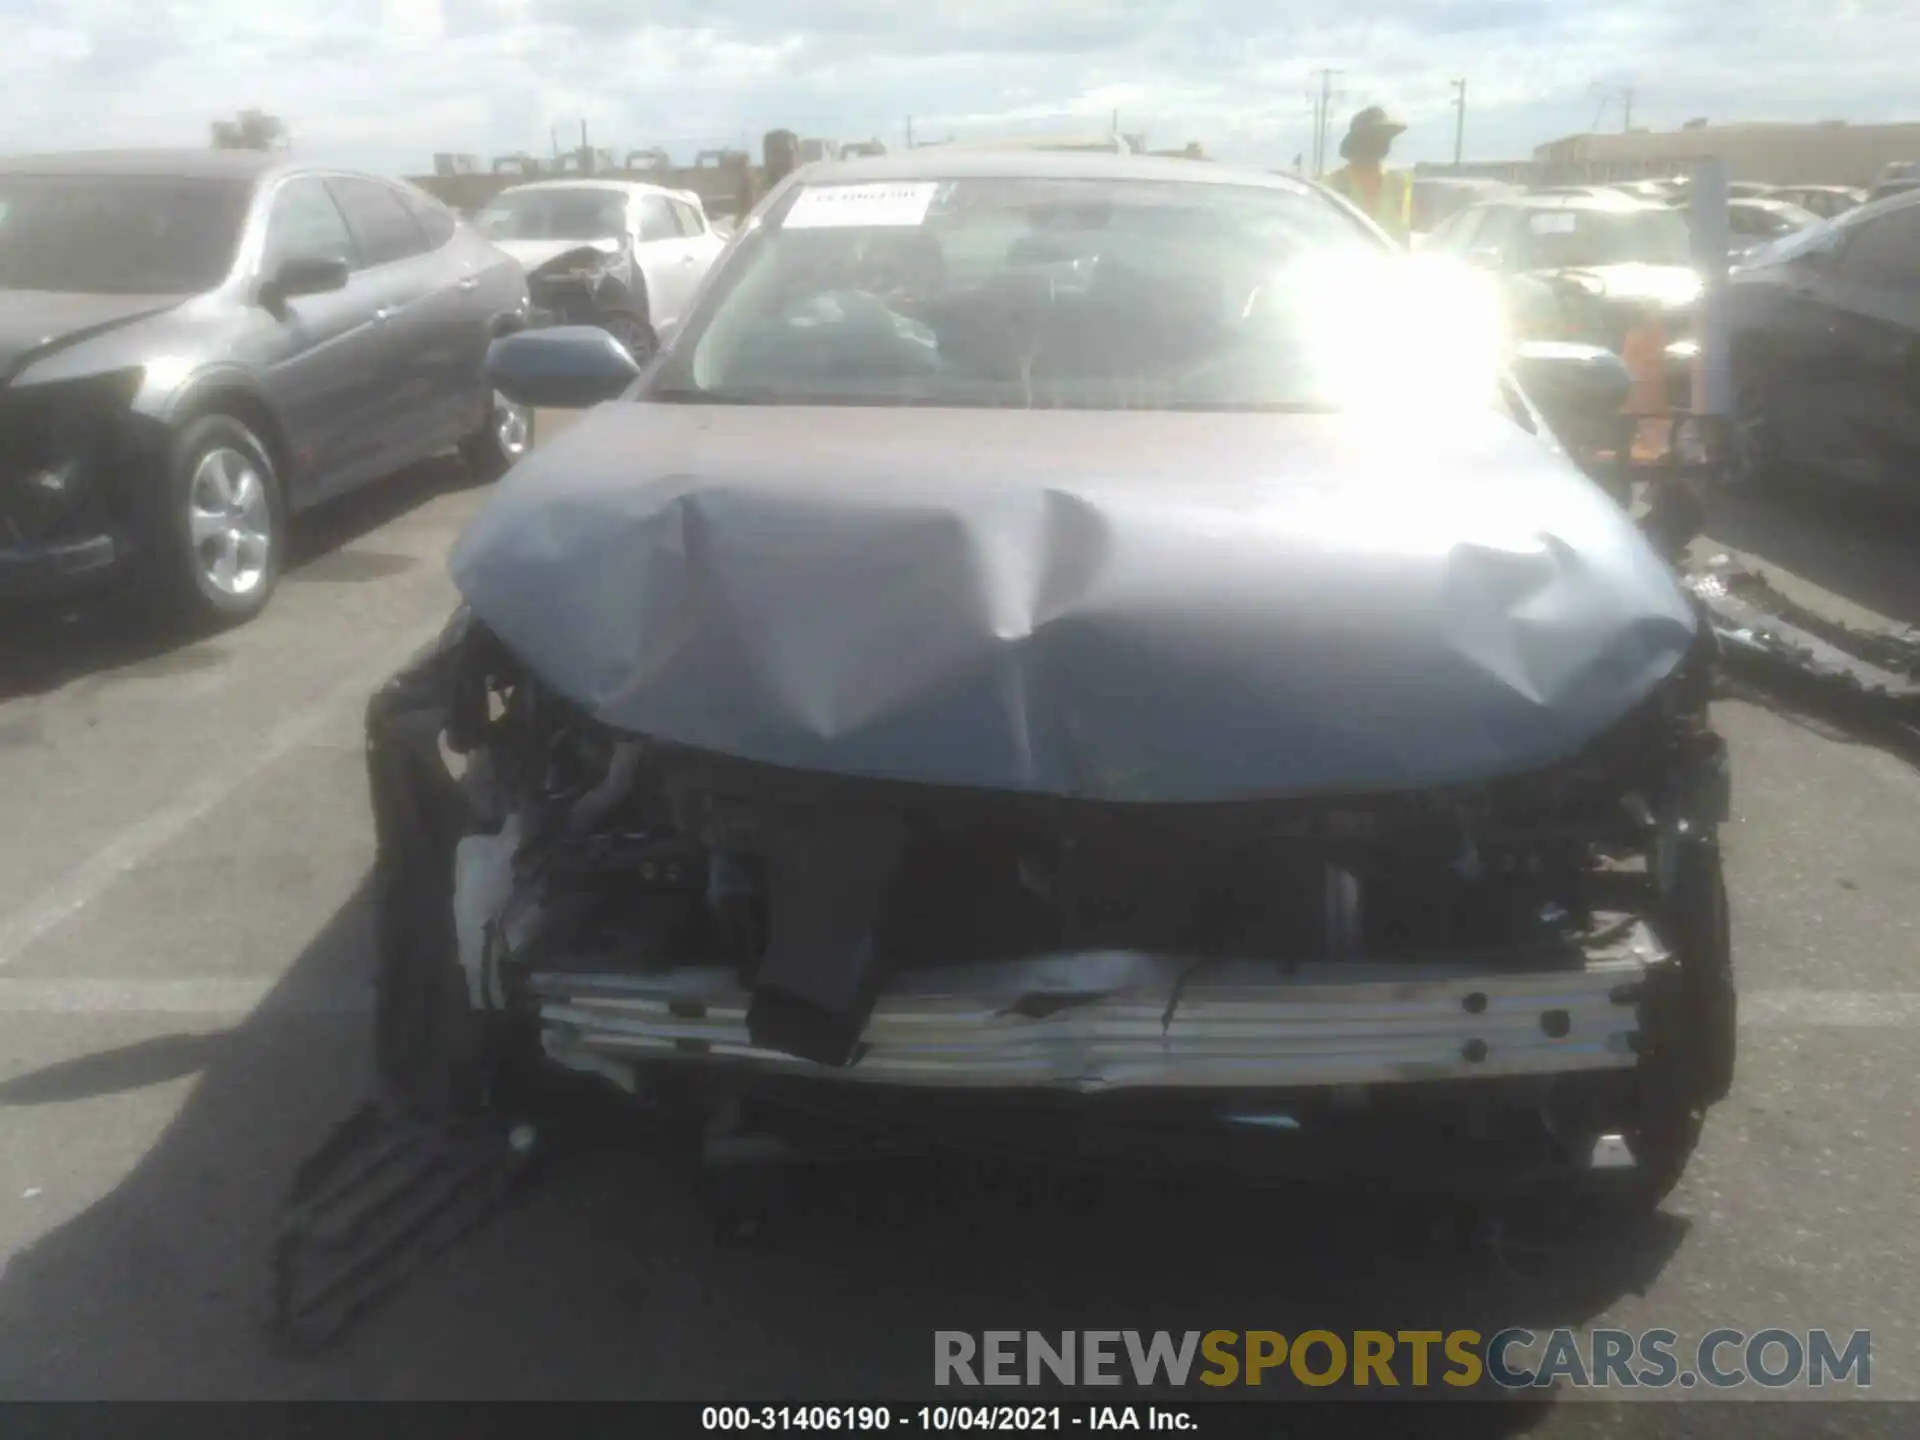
1743,214,1842,267
662,175,1498,412
1513,206,1693,268
475,188,628,242
1735,203,1818,238
0,173,252,295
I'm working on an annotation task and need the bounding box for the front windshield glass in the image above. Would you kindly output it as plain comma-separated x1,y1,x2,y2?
1513,206,1693,268
0,174,252,295
665,176,1496,411
1744,214,1840,266
475,187,628,242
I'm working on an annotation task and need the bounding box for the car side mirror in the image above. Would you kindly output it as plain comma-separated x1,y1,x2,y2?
264,254,350,302
485,326,642,408
1464,246,1505,271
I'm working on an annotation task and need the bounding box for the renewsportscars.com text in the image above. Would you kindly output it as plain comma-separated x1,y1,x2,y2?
934,1328,1871,1391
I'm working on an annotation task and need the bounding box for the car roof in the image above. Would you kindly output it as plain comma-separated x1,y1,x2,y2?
491,178,689,200
794,149,1317,196
1509,189,1665,213
0,148,285,181
1851,183,1920,216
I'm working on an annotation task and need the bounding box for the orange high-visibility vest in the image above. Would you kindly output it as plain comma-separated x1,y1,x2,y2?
1620,310,1677,464
1327,167,1413,241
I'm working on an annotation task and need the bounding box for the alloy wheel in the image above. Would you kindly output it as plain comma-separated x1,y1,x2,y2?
188,446,275,598
493,393,532,461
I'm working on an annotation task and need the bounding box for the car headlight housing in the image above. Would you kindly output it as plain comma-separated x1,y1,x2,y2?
0,370,140,542
3,458,89,541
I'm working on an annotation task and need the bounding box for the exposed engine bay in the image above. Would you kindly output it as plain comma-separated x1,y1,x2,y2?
520,243,639,331
364,608,1733,1205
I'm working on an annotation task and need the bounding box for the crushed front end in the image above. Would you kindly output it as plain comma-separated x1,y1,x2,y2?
363,608,1733,1203
0,371,159,604
520,245,637,330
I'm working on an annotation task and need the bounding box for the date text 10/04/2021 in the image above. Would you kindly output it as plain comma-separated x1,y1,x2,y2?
702,1407,1191,1431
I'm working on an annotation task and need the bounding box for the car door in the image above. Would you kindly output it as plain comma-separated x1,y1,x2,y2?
245,176,383,506
1819,204,1920,488
321,175,439,491
417,193,525,432
395,184,489,446
671,196,725,269
631,191,695,327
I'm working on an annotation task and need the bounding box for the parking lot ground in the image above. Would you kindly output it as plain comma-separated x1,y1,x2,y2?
0,445,1916,1429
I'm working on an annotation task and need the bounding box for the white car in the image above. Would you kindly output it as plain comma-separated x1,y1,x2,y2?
473,179,727,359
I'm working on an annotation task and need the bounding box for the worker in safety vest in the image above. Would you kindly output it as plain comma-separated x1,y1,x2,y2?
1324,106,1413,244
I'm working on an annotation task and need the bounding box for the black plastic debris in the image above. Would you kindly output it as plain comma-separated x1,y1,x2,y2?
1685,562,1920,761
270,1098,535,1353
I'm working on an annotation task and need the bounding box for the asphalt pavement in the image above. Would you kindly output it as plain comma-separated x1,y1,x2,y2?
0,433,1916,1431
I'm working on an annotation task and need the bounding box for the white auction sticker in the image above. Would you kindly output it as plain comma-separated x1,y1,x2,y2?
1529,211,1578,233
783,182,939,229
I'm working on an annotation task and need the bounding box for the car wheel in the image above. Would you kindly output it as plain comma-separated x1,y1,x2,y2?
458,391,535,482
1616,841,1734,1210
1727,348,1787,492
160,413,285,627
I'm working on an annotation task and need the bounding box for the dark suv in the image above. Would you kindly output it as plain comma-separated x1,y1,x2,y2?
1,150,530,624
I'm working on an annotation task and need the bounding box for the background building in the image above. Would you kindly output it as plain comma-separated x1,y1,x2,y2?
1534,120,1920,186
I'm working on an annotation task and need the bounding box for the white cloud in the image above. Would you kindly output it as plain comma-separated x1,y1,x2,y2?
0,0,1913,176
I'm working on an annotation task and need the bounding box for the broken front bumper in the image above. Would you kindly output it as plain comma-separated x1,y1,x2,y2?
534,930,1661,1095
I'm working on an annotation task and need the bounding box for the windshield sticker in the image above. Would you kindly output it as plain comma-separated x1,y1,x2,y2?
784,182,939,229
1530,212,1579,233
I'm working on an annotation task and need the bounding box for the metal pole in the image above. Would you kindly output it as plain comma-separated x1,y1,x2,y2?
1313,69,1340,178
1309,88,1324,178
1689,157,1732,423
1452,79,1466,165
1622,88,1635,132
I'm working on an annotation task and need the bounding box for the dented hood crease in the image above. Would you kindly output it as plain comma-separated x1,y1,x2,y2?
450,403,1697,802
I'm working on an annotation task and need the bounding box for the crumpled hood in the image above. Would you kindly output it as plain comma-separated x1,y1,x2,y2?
494,237,622,275
450,403,1698,803
0,291,179,384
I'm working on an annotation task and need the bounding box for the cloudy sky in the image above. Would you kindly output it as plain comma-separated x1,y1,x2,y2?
3,0,1913,176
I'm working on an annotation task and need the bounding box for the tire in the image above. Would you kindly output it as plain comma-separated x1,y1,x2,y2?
157,413,286,628
458,390,535,482
1727,345,1788,493
1617,841,1735,1209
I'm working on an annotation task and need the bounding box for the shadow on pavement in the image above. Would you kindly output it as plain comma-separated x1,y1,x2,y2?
0,1033,234,1107
1705,484,1920,629
0,877,1687,1427
0,455,474,702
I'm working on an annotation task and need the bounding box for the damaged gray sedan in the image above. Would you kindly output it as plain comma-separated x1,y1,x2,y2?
329,154,1733,1324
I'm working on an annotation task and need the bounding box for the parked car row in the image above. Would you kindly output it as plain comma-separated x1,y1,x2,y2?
1725,187,1920,496
0,150,734,627
1419,176,1920,508
472,179,728,362
1421,188,1703,437
1441,177,1852,266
